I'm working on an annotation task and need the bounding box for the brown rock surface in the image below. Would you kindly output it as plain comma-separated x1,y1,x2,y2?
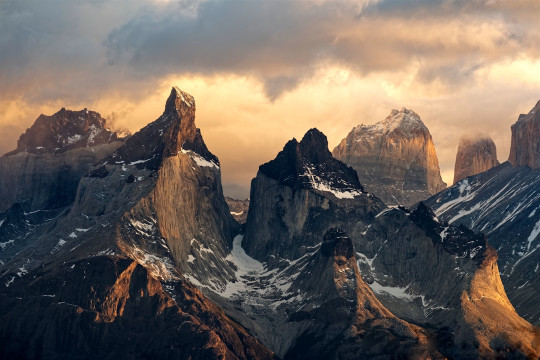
508,99,540,169
333,108,446,207
453,136,499,184
225,197,250,224
0,256,275,360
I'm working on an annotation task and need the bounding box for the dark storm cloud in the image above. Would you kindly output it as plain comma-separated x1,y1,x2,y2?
1,0,538,103
103,0,539,98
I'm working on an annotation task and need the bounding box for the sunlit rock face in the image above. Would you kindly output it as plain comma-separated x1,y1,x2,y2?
333,108,446,207
508,100,540,169
453,136,499,184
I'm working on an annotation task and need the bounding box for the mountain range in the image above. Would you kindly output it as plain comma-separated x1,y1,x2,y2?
0,87,538,359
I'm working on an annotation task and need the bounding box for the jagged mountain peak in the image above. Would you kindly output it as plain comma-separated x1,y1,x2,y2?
259,128,363,197
4,108,119,156
107,86,217,170
165,86,196,116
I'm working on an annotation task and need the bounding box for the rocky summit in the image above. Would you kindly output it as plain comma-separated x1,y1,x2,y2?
5,108,120,156
333,108,446,207
453,135,499,184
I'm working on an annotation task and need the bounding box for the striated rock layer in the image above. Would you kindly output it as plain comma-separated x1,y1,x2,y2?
453,135,499,184
333,108,446,207
508,100,540,169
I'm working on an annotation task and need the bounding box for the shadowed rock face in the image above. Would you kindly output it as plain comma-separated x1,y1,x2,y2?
333,108,446,207
426,100,540,326
508,100,540,169
243,128,379,262
453,136,499,184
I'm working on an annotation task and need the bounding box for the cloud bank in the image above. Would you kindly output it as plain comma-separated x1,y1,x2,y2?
1,0,539,197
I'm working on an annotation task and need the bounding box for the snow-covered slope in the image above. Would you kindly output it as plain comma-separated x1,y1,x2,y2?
425,162,540,325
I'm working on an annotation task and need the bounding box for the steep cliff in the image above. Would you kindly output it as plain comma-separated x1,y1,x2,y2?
333,108,446,206
453,136,499,184
508,100,540,169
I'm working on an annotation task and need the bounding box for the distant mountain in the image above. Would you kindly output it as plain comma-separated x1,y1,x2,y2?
425,100,540,326
333,108,446,207
453,136,499,184
5,108,120,156
0,87,273,359
225,197,249,224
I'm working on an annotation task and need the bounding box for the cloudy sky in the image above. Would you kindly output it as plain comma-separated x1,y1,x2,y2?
1,0,539,198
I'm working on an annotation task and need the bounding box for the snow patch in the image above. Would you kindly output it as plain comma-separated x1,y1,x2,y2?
302,165,362,199
66,134,82,144
180,149,219,169
526,218,540,252
369,281,414,301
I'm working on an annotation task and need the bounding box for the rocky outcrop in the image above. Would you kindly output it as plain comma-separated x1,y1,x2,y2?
225,197,250,224
508,100,540,169
333,108,446,207
453,136,499,184
0,109,122,214
355,203,539,358
243,128,382,262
